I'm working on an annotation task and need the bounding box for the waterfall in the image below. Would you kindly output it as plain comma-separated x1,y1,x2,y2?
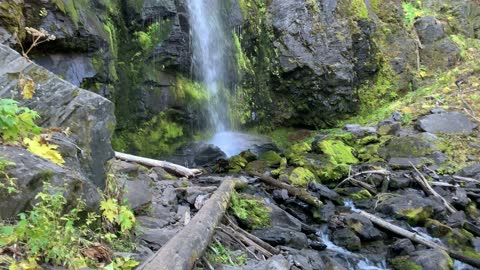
186,0,229,132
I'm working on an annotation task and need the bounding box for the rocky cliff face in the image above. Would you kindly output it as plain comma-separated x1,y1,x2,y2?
1,0,478,153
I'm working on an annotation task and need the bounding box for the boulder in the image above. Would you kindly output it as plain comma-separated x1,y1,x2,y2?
344,124,377,138
0,44,115,187
458,163,480,179
252,227,308,249
115,177,153,211
378,135,438,160
0,145,100,219
415,16,445,44
346,213,385,241
332,228,361,251
392,249,453,270
416,112,476,135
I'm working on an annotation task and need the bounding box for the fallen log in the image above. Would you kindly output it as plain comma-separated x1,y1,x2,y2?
138,178,244,270
114,151,202,178
410,163,457,214
249,172,323,208
357,209,480,268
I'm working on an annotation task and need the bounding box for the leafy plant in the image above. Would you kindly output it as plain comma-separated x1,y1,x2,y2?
23,135,65,165
0,158,18,194
0,99,41,143
402,2,423,27
206,242,247,267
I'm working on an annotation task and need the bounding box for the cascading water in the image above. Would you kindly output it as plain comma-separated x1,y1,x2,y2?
186,0,228,132
186,0,271,157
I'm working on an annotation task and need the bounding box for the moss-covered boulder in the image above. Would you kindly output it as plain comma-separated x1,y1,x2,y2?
315,139,359,164
230,192,271,230
378,136,438,160
288,167,317,187
259,150,282,167
228,155,248,173
351,189,373,201
245,160,269,174
285,142,311,166
271,158,287,178
392,249,453,270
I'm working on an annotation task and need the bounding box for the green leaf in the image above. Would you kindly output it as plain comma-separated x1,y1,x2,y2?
100,199,119,222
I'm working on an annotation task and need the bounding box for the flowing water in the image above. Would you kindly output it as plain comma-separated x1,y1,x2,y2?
186,0,229,132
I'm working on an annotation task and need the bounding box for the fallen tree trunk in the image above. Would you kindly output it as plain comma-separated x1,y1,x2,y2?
357,209,480,268
249,172,323,208
138,178,244,270
114,151,202,178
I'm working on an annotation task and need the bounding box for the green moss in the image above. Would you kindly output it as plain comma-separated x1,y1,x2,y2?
230,192,271,230
316,140,359,165
112,112,185,157
284,142,312,166
228,155,248,173
245,160,268,174
233,31,253,74
259,151,282,167
351,189,372,201
64,0,79,26
400,207,433,226
351,0,369,19
103,19,118,58
271,158,287,177
288,167,317,187
134,20,172,52
435,134,479,175
175,76,209,105
391,256,423,270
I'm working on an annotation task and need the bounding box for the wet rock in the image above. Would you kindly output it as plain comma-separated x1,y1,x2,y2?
377,121,401,136
284,248,326,270
0,44,115,187
218,255,290,270
170,143,227,167
136,216,169,229
116,177,153,211
252,227,308,249
321,256,348,270
346,213,385,241
393,249,453,270
388,157,428,170
389,172,412,190
344,124,377,138
458,163,480,179
415,16,445,44
447,211,467,228
416,112,477,135
332,228,361,251
309,183,343,205
319,201,336,222
376,189,446,224
111,160,139,174
138,227,180,250
152,167,177,180
259,150,282,167
289,167,316,187
378,136,438,160
269,205,303,231
309,240,327,251
389,239,416,257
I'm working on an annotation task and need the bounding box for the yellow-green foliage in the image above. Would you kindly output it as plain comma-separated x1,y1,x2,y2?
230,192,271,230
351,189,372,201
112,112,185,157
0,99,41,142
24,136,65,165
402,2,423,27
175,76,209,105
103,19,118,58
391,256,423,270
288,167,317,186
134,20,172,51
233,31,252,74
206,242,247,267
316,140,359,164
351,0,369,19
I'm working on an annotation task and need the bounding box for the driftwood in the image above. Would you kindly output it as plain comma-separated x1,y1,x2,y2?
357,209,480,268
114,151,202,178
453,175,480,184
218,225,273,258
410,163,457,214
249,172,323,208
138,178,243,270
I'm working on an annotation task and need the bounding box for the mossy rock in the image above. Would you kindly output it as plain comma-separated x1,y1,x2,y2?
271,158,287,177
259,150,282,167
351,189,372,201
399,207,433,226
228,155,248,173
285,142,312,166
315,140,359,164
230,192,271,230
240,150,257,162
391,256,423,270
378,136,438,160
425,219,452,237
245,160,269,174
288,167,317,187
309,162,350,183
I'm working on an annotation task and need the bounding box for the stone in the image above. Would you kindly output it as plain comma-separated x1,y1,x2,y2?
0,44,115,187
388,157,428,170
416,112,477,135
446,211,467,228
288,167,317,186
344,124,377,138
284,248,326,270
252,227,308,249
415,16,445,44
259,150,282,167
346,213,386,241
378,135,438,160
34,54,96,87
269,205,303,231
389,172,412,190
377,121,401,136
169,143,227,167
0,145,100,219
458,163,480,179
332,228,361,251
111,160,139,174
388,238,416,257
218,255,290,270
309,183,343,204
136,216,169,229
409,249,452,270
376,189,446,224
137,227,180,249
116,177,153,211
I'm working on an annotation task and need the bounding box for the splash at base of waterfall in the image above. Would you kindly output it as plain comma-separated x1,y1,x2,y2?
206,131,272,157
